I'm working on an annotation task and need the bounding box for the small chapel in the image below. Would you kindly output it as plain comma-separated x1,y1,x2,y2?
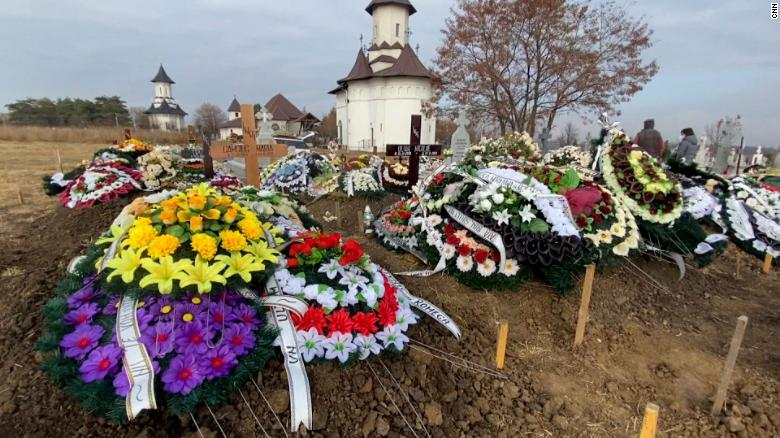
218,94,320,140
144,65,187,131
329,0,436,152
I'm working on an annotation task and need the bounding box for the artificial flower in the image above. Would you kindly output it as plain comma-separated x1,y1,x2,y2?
246,240,280,266
297,328,326,362
456,255,473,272
476,259,497,277
323,332,357,363
177,256,227,294
190,233,218,260
79,344,121,383
219,230,247,252
224,323,255,356
64,302,99,326
609,223,626,238
492,209,511,226
353,334,381,360
326,309,354,334
293,306,327,334
127,223,157,249
105,247,144,283
442,244,456,260
200,344,238,380
500,259,520,276
139,256,189,294
174,321,214,355
161,354,205,395
216,252,264,283
518,204,536,223
60,324,104,359
147,234,181,259
237,217,262,240
376,324,409,351
339,239,364,266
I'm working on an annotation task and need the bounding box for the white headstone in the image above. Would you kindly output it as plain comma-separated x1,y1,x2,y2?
256,106,274,144
451,111,471,162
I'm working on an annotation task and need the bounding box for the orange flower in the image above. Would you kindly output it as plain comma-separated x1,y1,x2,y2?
160,208,177,225
214,197,233,206
188,194,206,211
203,209,221,220
223,208,238,223
190,216,203,232
160,197,180,210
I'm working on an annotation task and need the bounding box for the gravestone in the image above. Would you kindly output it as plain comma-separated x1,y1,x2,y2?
538,127,551,153
208,104,287,186
386,115,442,187
450,111,471,163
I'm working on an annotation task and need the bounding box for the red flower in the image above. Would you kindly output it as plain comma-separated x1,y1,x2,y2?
474,249,488,264
434,174,445,184
446,235,461,246
286,257,299,268
398,209,412,220
444,223,456,236
553,175,561,184
576,216,588,228
339,239,364,266
599,205,611,215
457,245,471,257
326,309,354,335
601,192,611,202
292,307,326,334
377,299,397,327
351,312,379,335
313,232,341,249
289,242,313,257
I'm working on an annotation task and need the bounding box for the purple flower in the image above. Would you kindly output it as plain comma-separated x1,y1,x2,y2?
203,301,234,328
60,324,104,359
113,360,159,397
231,304,260,328
174,321,214,355
135,307,155,331
223,323,255,356
140,323,175,358
102,296,120,315
161,354,205,395
215,289,241,306
67,280,102,309
63,302,99,326
148,297,174,319
79,344,121,382
200,344,238,380
175,302,203,324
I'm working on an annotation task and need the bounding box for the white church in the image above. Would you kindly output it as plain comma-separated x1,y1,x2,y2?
144,65,187,131
329,0,436,152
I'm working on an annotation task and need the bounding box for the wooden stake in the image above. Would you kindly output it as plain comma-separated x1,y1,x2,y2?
495,321,509,370
574,264,596,346
639,403,659,438
763,254,773,273
711,315,749,416
56,148,63,172
356,210,364,234
16,188,23,205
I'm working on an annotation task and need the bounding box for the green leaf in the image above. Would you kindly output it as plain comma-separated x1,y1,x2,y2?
168,225,185,237
560,169,580,190
525,218,550,233
209,223,222,232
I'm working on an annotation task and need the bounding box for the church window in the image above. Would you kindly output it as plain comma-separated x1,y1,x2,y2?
380,123,383,132
396,23,400,37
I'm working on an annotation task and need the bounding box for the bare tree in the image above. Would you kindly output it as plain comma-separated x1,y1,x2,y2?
554,121,579,145
129,107,150,129
193,103,227,140
317,107,337,141
433,0,658,136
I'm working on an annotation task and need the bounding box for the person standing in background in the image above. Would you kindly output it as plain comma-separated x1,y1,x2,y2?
633,119,665,158
672,128,699,164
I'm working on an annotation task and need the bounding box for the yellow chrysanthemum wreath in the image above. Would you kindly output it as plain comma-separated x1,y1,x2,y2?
103,183,281,294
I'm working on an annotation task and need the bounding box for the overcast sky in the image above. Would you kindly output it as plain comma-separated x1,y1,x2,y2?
1,0,778,145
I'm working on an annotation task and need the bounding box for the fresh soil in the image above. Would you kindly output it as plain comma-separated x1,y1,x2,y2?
0,193,779,437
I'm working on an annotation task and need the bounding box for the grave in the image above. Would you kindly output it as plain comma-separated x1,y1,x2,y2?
386,115,442,186
208,103,287,186
450,111,470,162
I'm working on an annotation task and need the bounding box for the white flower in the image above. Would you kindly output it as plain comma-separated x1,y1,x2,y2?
316,287,338,310
519,204,536,223
624,235,639,249
609,223,625,237
376,325,409,351
318,259,342,280
297,328,325,362
479,199,492,211
426,214,443,227
442,244,456,260
492,209,511,226
492,193,505,204
737,190,749,199
745,198,758,208
752,240,767,252
612,242,630,256
336,288,359,307
339,270,369,296
323,332,357,363
361,283,380,308
476,259,497,277
585,233,601,246
394,307,419,331
456,255,473,272
353,334,381,360
500,259,519,276
303,284,320,301
597,230,613,244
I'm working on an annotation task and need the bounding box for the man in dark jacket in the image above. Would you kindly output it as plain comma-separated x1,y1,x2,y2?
633,119,664,158
672,128,699,164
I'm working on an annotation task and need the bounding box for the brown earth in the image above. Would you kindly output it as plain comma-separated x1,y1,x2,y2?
0,183,779,437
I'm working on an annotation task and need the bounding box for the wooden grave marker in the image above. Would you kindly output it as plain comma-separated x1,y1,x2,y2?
208,104,287,187
385,114,442,187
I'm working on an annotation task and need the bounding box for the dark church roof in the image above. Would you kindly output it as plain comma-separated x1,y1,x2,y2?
365,0,416,16
330,45,431,94
227,97,241,112
369,55,398,65
219,118,243,129
265,94,305,121
151,65,175,84
144,100,187,116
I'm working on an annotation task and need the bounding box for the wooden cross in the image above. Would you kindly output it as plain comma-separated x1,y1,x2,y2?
386,115,442,186
208,104,288,187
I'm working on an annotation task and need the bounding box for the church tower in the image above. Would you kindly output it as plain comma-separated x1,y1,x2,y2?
144,65,187,131
329,0,435,151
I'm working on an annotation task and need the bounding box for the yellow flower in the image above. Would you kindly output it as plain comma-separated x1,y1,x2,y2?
222,207,238,223
245,240,280,266
105,247,144,283
96,225,127,247
220,230,247,252
127,224,158,249
214,196,233,206
160,208,177,225
597,230,613,244
148,234,181,258
190,216,203,232
187,183,213,198
177,209,192,223
188,194,207,211
160,197,179,210
176,256,227,294
629,150,643,161
139,256,189,294
134,217,153,227
216,252,265,282
202,209,221,220
191,233,218,260
237,217,262,240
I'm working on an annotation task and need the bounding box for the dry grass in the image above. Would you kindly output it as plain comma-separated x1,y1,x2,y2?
0,125,188,144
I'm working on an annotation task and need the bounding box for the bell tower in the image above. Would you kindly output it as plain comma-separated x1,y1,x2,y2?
366,0,416,47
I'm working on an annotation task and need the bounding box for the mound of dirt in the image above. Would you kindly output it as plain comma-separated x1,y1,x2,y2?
0,194,778,437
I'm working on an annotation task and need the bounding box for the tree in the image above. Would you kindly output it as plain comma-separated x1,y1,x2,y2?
5,96,130,127
433,0,658,136
129,107,151,129
193,103,227,139
554,121,579,146
317,107,338,141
